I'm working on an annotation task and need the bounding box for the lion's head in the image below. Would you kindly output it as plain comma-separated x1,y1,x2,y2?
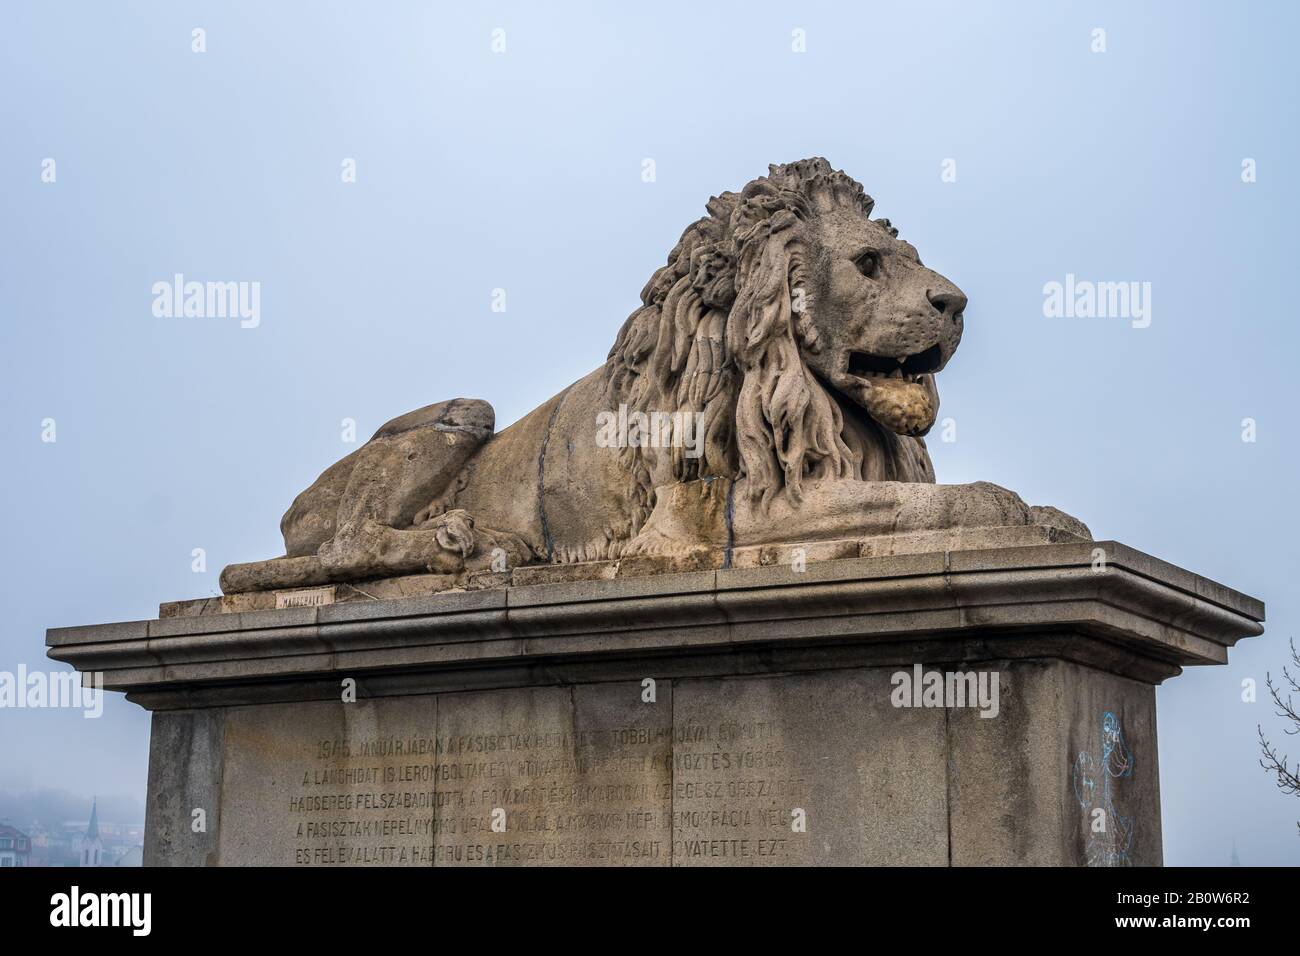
607,158,966,512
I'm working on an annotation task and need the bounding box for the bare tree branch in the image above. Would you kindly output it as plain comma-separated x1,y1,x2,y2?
1259,637,1300,835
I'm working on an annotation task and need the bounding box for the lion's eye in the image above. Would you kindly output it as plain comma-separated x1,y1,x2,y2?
854,251,880,279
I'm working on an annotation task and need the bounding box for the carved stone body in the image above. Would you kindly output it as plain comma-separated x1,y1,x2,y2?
221,159,1087,594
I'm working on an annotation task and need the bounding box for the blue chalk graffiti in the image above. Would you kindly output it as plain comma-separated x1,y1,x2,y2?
1072,710,1134,866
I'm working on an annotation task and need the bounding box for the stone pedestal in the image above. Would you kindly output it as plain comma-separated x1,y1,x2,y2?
46,541,1263,867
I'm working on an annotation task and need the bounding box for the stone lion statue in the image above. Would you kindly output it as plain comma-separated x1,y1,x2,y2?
222,158,1087,593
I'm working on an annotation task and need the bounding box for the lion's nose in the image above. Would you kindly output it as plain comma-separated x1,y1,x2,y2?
927,288,967,317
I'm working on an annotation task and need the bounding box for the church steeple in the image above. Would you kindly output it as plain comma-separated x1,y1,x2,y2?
77,797,103,866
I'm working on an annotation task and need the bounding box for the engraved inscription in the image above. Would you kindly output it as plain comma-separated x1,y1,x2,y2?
215,671,933,865
217,698,438,867
431,685,672,866
670,719,804,864
290,733,438,865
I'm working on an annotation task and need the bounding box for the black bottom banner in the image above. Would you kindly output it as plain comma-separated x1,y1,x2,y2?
1,865,1283,942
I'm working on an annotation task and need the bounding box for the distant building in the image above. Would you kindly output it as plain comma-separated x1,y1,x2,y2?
0,823,32,867
24,824,54,867
74,798,104,867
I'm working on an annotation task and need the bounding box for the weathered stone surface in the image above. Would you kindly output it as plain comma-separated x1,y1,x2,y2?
131,658,1164,866
432,683,672,866
50,541,1261,867
217,697,438,866
946,659,1160,866
671,671,949,866
52,542,1263,705
143,709,224,867
1061,662,1162,866
219,159,1091,595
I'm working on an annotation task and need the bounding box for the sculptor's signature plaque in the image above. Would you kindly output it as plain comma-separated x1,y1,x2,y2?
274,586,336,609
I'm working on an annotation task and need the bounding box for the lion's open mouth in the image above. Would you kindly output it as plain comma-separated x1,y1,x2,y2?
846,344,944,382
835,344,943,438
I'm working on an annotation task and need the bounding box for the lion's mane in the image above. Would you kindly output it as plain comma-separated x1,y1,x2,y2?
606,158,899,530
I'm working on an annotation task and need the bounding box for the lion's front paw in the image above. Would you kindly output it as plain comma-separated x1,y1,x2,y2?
622,525,680,558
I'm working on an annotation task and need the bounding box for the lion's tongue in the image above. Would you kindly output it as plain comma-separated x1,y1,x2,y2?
863,377,936,436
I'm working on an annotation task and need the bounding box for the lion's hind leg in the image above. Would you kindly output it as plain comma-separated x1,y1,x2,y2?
221,399,495,594
218,511,536,593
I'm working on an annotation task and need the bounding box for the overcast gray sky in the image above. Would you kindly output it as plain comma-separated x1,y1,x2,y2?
1,1,1297,864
